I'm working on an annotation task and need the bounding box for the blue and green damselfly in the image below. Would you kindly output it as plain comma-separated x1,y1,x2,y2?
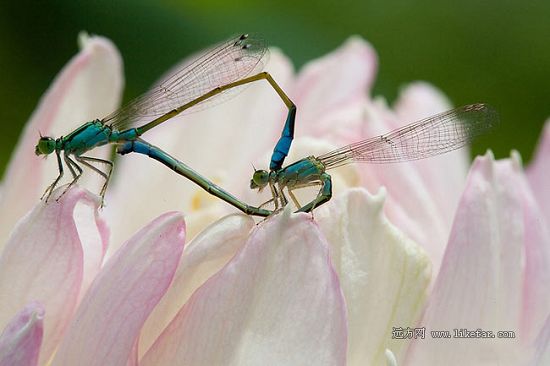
35,34,497,217
250,103,498,213
35,34,296,216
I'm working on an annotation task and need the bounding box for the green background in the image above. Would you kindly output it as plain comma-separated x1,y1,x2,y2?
1,0,549,177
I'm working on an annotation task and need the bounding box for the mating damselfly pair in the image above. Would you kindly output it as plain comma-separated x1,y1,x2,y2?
35,34,498,216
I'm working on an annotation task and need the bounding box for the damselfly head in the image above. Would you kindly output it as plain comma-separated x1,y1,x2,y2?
35,136,55,156
250,169,269,191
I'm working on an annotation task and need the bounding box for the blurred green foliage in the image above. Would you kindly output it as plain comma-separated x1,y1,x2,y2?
1,0,549,177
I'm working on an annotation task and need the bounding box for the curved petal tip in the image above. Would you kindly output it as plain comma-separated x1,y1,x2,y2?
0,302,45,366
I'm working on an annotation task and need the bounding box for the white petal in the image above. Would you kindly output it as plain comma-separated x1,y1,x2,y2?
141,209,347,366
139,214,254,356
385,349,398,366
316,188,431,366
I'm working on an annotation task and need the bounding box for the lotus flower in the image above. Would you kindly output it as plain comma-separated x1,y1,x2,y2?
0,33,548,366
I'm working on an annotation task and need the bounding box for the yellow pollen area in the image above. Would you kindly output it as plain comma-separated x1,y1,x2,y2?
190,176,223,211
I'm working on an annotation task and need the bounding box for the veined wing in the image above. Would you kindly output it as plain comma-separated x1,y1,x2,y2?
102,34,267,130
318,103,498,169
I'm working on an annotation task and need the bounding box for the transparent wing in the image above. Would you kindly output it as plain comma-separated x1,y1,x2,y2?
318,103,498,169
102,34,267,130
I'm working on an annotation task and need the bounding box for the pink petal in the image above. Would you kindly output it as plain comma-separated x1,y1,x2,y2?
530,314,550,365
141,210,347,366
51,212,185,366
126,341,139,366
0,302,44,366
106,50,294,253
393,82,469,221
393,82,452,121
526,119,550,226
358,94,469,277
0,187,105,364
293,36,377,136
139,214,254,357
0,34,123,248
316,188,431,365
405,152,535,365
516,152,550,343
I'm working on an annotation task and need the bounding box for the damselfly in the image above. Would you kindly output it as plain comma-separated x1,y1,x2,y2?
35,34,296,216
249,103,498,213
